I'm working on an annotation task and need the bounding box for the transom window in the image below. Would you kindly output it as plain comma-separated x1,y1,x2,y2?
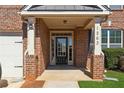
102,29,123,48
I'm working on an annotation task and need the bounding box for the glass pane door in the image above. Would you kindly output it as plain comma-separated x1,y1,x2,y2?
56,37,68,64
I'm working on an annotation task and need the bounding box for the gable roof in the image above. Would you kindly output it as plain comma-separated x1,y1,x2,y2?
22,5,110,12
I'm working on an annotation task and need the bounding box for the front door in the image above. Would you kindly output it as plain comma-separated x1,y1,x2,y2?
56,37,68,64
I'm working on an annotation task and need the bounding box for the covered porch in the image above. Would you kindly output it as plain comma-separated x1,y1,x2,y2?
20,5,110,81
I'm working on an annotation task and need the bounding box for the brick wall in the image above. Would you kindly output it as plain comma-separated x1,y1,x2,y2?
25,55,37,80
0,5,23,32
74,28,89,67
35,18,50,76
23,18,50,80
102,10,124,30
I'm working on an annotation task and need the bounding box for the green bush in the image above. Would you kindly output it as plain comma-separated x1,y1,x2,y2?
102,48,124,69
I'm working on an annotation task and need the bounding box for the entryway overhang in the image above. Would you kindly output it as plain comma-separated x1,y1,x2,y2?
20,5,111,61
19,5,111,30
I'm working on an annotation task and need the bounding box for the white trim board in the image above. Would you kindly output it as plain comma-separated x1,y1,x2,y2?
20,11,110,16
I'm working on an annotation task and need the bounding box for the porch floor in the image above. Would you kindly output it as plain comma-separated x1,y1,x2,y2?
36,65,92,81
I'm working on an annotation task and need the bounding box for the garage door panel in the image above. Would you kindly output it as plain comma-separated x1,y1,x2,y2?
0,35,23,78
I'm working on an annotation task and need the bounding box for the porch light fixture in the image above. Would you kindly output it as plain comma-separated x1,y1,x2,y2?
107,19,112,26
29,23,33,30
63,20,67,24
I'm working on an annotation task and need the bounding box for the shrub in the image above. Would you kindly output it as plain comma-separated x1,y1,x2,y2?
102,48,124,69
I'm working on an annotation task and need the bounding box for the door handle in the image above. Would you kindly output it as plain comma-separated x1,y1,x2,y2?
14,66,23,68
14,41,22,43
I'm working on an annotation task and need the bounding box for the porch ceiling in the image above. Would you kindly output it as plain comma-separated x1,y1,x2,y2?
42,17,93,29
20,6,110,30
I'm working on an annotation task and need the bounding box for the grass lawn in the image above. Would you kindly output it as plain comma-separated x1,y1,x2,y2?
78,70,124,88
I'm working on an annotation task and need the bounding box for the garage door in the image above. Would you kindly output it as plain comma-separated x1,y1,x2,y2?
0,32,23,79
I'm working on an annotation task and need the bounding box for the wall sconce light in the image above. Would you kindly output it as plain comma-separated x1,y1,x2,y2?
63,20,67,24
29,23,33,30
107,20,112,26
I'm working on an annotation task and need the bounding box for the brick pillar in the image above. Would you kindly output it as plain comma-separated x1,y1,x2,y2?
25,55,37,80
24,17,37,80
91,18,104,80
91,54,104,80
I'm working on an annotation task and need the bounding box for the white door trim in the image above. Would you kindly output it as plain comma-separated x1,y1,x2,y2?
50,31,74,65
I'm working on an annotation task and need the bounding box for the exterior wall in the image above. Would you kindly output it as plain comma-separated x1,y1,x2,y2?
1,5,124,80
23,18,50,80
102,10,124,47
35,18,50,76
74,28,89,67
102,10,124,30
0,5,23,32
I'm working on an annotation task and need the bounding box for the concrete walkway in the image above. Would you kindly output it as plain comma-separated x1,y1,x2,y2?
43,81,79,88
37,65,92,88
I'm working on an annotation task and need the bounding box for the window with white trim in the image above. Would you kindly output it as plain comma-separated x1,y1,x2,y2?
102,29,123,48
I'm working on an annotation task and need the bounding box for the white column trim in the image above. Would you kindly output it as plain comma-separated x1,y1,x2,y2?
121,30,123,48
93,18,102,55
50,36,56,65
27,17,35,55
107,30,110,48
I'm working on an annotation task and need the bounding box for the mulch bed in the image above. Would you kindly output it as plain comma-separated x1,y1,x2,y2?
21,80,45,88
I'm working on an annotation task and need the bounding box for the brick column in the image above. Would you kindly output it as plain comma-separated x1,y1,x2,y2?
91,54,104,79
25,55,37,80
27,17,35,55
24,17,37,80
91,18,104,80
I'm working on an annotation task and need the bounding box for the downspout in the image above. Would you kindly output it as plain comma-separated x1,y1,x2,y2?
100,15,111,66
101,10,112,23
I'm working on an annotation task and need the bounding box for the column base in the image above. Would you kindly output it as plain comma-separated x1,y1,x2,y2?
25,55,37,81
91,54,104,80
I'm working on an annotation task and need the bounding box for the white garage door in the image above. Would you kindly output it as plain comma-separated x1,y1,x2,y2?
0,32,23,79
